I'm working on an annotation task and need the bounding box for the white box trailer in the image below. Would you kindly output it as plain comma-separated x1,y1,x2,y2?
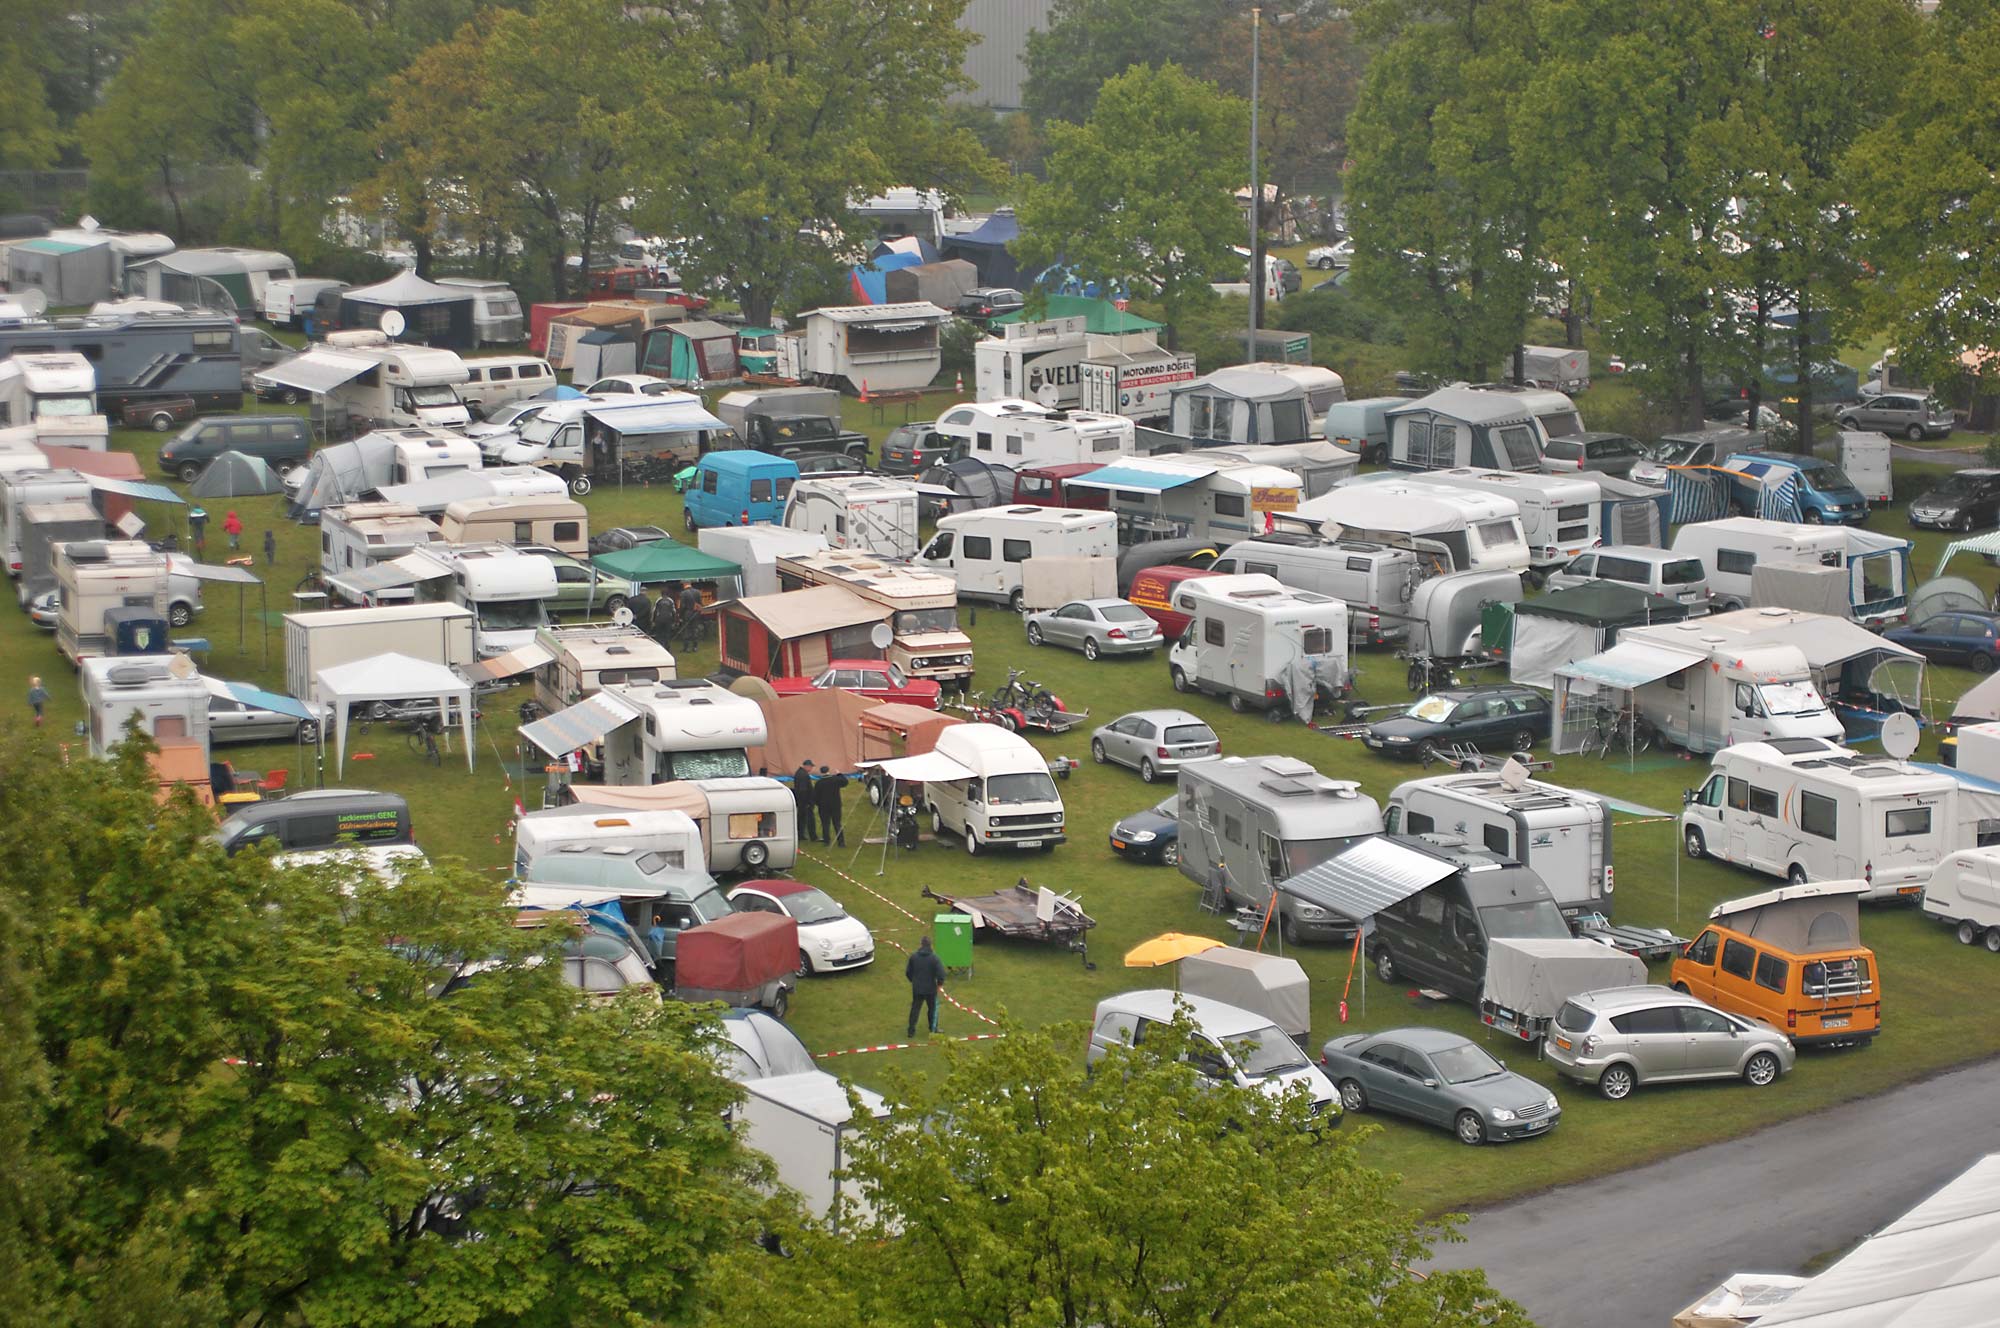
698,524,829,598
284,601,476,705
1839,430,1893,507
737,1071,889,1229
1386,771,1613,918
1919,847,2000,950
513,804,702,876
1078,346,1197,422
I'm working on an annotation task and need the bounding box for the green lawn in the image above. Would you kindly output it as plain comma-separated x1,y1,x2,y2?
15,371,2000,1220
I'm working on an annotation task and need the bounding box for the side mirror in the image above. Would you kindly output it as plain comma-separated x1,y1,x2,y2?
1422,1078,1440,1089
1682,788,1696,805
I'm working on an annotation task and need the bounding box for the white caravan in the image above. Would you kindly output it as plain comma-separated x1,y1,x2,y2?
318,501,443,593
413,543,560,658
1165,575,1352,721
513,804,702,877
0,352,99,431
590,679,770,785
932,398,1136,469
435,278,527,346
1918,848,2000,950
1682,738,1957,901
380,427,482,486
1385,771,1612,918
1294,482,1530,574
781,475,920,558
1671,517,1910,625
1071,454,1304,548
915,506,1118,609
1388,467,1601,570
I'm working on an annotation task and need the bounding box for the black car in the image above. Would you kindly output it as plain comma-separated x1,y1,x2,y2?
1363,686,1551,762
1908,469,2000,533
588,525,671,556
957,287,1025,320
1108,794,1179,866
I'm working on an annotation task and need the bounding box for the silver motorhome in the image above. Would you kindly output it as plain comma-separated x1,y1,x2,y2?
0,310,245,412
1386,772,1612,918
1176,754,1383,943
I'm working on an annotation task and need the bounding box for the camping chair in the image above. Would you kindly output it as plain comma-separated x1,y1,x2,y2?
258,769,290,796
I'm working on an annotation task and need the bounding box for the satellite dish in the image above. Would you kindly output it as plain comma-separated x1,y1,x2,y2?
610,605,635,627
379,309,407,338
1881,712,1920,762
869,621,894,650
1499,757,1529,791
16,289,48,317
1034,381,1062,407
166,651,197,679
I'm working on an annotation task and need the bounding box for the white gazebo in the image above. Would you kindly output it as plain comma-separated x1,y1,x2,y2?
316,652,474,775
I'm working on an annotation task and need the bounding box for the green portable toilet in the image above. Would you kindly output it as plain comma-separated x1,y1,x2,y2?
933,912,974,975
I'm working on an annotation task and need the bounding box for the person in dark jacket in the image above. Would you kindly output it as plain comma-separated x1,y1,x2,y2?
627,587,652,633
677,582,703,651
813,764,847,847
905,934,947,1037
792,759,819,843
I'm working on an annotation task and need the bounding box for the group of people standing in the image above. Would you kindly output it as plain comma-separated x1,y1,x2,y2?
623,581,706,652
790,760,849,847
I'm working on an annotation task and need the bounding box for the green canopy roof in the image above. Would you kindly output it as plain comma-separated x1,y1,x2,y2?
1515,581,1688,626
592,541,741,584
993,294,1162,335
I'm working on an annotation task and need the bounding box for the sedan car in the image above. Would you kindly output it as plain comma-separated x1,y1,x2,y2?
1886,611,2000,674
1307,239,1354,270
208,685,325,745
1539,431,1645,478
588,525,672,555
1544,986,1795,1100
1363,686,1550,762
518,543,638,618
1025,598,1162,659
1837,391,1953,441
956,287,1025,319
769,659,942,709
1908,469,2000,533
1108,793,1179,866
1091,709,1219,782
1320,1028,1560,1145
466,399,556,459
728,879,876,977
584,374,677,397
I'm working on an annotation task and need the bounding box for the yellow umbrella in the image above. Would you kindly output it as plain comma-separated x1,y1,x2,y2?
1124,932,1226,968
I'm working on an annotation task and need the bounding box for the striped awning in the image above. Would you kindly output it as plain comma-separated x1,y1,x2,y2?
463,641,554,683
518,691,640,757
1278,836,1460,922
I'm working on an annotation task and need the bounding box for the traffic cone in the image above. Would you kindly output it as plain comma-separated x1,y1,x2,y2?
859,379,871,403
955,370,964,394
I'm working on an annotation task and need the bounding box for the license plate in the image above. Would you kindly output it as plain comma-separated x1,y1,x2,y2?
1554,1036,1572,1051
1523,1118,1549,1132
1018,840,1042,849
1111,840,1128,850
1898,885,1921,896
1823,1017,1850,1029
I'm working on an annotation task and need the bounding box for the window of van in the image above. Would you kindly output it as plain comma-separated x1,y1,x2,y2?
1346,556,1371,573
1720,938,1756,981
1800,791,1837,839
1479,897,1567,938
1597,556,1647,584
1886,806,1930,837
1727,777,1750,811
749,478,772,502
1483,824,1510,856
962,535,992,560
701,471,719,494
1716,548,1755,576
1406,811,1435,835
1754,952,1789,992
1688,930,1719,964
489,366,513,381
1663,558,1705,585
1748,786,1779,816
1002,539,1031,563
1214,494,1245,518
1203,618,1224,645
1246,560,1278,577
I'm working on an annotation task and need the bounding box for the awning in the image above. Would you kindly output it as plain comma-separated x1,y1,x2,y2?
592,541,740,584
203,677,318,720
860,751,975,783
462,641,555,683
1558,640,1706,691
324,552,448,598
859,321,926,334
582,399,727,433
510,883,624,911
1066,461,1213,492
1279,836,1460,921
256,350,377,395
519,691,642,758
175,561,262,584
87,476,186,505
728,584,886,639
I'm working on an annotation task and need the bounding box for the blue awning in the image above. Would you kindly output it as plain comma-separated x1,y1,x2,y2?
1065,463,1211,493
88,476,186,506
207,678,317,720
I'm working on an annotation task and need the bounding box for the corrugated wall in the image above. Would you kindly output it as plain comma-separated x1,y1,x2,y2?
957,0,1057,111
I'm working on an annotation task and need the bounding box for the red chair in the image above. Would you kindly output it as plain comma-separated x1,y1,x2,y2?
259,769,290,795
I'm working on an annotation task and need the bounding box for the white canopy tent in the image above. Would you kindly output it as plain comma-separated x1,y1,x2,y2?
316,652,474,774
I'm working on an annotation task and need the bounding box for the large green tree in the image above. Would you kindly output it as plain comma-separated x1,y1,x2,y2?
1013,63,1248,339
1021,0,1234,125
701,1017,1514,1328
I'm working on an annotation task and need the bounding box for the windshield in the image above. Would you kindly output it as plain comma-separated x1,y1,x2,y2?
1282,836,1353,876
986,771,1059,805
1408,695,1456,723
1226,1024,1309,1078
491,296,521,317
1662,558,1705,586
1101,603,1149,623
1431,1042,1506,1084
479,598,548,630
690,887,733,925
408,384,460,408
1554,1001,1595,1034
1759,680,1824,716
520,415,563,445
1800,465,1855,494
895,607,960,635
1939,473,1988,495
1478,898,1570,940
34,395,95,418
1650,441,1702,466
786,889,848,924
1151,794,1178,819
665,748,751,780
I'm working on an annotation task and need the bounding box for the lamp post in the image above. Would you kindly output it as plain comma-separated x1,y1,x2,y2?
1248,5,1264,359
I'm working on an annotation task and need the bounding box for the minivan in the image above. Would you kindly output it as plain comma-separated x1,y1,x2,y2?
158,415,314,483
1544,545,1710,606
1361,838,1572,1003
459,355,555,420
1086,989,1339,1123
1544,986,1796,1099
1719,451,1869,526
1836,392,1953,441
1669,881,1880,1046
216,789,413,856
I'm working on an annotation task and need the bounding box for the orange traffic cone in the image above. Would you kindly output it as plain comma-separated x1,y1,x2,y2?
955,370,964,394
859,379,871,403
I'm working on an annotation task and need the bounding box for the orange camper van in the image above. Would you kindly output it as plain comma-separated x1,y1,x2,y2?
1670,880,1880,1047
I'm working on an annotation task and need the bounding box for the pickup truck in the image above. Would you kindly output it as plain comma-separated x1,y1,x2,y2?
715,386,870,464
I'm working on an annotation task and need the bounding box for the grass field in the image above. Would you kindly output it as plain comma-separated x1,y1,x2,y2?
14,372,2000,1219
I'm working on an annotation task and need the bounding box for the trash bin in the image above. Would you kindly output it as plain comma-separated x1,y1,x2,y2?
933,911,973,975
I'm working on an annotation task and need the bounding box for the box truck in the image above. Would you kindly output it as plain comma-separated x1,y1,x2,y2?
284,601,477,705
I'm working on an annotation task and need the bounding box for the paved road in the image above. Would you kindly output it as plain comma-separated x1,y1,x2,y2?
1427,1055,2000,1327
1890,440,1981,465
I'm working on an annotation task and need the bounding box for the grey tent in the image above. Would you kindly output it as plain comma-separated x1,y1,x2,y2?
191,450,282,498
287,433,405,518
1178,948,1311,1039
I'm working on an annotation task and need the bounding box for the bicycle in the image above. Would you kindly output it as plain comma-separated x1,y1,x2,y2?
405,714,443,767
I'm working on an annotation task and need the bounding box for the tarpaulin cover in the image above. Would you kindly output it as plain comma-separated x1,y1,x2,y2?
860,751,976,783
674,911,797,990
1178,948,1311,1038
567,782,710,819
1065,460,1213,492
858,702,961,759
745,687,882,776
728,583,888,639
1936,529,2000,578
1479,937,1646,1020
204,677,315,719
1752,563,1851,617
582,397,727,434
175,561,262,584
1708,881,1868,953
1508,615,1599,690
326,551,448,597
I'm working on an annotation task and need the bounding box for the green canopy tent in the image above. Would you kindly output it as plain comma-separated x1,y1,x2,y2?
591,540,741,587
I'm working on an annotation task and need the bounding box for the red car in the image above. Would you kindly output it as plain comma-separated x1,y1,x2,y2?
768,659,941,709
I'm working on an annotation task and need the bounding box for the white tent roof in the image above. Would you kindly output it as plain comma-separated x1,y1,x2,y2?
342,270,475,307
316,651,473,774
861,751,976,783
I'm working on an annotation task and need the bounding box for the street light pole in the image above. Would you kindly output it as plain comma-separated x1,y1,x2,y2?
1248,5,1263,360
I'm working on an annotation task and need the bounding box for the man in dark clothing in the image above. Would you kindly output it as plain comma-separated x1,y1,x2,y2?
813,764,847,847
626,587,652,632
906,935,947,1037
792,759,818,843
677,583,703,651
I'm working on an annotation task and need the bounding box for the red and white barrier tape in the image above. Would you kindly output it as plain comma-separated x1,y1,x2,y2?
815,1032,1005,1060
801,851,1002,1028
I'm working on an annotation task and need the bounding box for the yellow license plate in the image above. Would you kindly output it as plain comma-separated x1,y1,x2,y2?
1111,840,1127,850
1554,1036,1571,1051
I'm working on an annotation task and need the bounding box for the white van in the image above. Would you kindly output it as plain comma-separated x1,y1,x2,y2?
1544,545,1711,606
1166,577,1351,719
1919,848,2000,950
1681,737,1957,900
435,278,526,345
459,355,555,419
924,722,1066,855
1086,989,1338,1121
915,506,1118,610
260,277,345,329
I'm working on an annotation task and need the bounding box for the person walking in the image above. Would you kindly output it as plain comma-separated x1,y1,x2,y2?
223,509,243,551
262,529,277,565
905,934,947,1038
187,507,207,554
677,581,703,651
792,759,819,844
813,764,847,847
27,676,48,727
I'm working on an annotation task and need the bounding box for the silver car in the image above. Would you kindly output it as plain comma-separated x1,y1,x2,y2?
1837,392,1953,441
1544,985,1796,1100
1025,598,1161,659
208,687,326,746
1091,709,1219,782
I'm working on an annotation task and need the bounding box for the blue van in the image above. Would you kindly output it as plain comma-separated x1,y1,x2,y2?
1721,450,1870,525
684,451,799,530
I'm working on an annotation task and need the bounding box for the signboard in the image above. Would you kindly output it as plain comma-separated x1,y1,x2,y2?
1079,354,1197,422
1250,486,1300,513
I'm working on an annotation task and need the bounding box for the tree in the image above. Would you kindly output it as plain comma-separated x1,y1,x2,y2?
1013,63,1248,341
1022,0,1233,126
701,1017,1515,1328
1196,3,1372,209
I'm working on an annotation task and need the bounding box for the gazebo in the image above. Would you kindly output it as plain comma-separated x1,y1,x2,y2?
316,652,474,774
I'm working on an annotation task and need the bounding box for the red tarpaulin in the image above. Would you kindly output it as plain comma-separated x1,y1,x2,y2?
674,911,797,990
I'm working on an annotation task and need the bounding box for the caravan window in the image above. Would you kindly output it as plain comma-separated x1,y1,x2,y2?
1214,493,1246,518
962,535,992,560
1406,811,1435,835
1727,777,1749,811
1748,786,1779,817
1300,625,1334,655
1405,420,1433,465
1268,400,1308,442
975,431,993,453
1005,434,1023,456
1002,539,1032,563
1222,815,1242,845
1886,807,1931,837
1483,824,1510,856
1495,426,1540,469
1203,617,1225,645
1716,548,1756,576
1799,791,1837,839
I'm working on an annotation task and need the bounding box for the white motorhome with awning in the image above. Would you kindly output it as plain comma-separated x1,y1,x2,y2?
1066,453,1303,548
318,501,443,594
257,331,472,430
519,679,769,785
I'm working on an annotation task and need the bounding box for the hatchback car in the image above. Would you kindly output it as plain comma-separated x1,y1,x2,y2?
879,421,951,476
769,659,942,708
1091,709,1219,782
1307,239,1354,270
1539,431,1645,478
1837,392,1953,440
26,588,58,629
1025,598,1162,659
1363,686,1551,761
1088,989,1341,1125
1885,611,2000,674
1543,985,1795,1100
957,287,1025,319
584,374,676,397
518,543,638,618
1629,426,1763,486
728,879,875,977
1319,1027,1560,1145
1908,469,2000,532
1108,793,1179,865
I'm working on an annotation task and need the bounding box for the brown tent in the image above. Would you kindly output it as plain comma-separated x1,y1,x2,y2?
744,687,883,776
859,702,962,762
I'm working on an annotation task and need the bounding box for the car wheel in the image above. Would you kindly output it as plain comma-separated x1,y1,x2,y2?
1801,508,1823,524
1009,589,1025,613
1139,758,1156,784
570,473,593,497
1375,948,1396,983
1279,912,1297,945
795,950,814,979
149,411,175,432
1170,666,1190,693
168,602,192,628
368,701,392,721
1787,864,1809,886
1599,1064,1637,1100
963,828,980,856
1230,692,1249,713
282,388,304,405
742,840,770,870
1958,919,1980,945
769,987,789,1021
1083,637,1100,661
1684,827,1706,860
1418,739,1443,766
179,463,202,483
1975,653,1995,676
1027,623,1044,646
297,720,319,743
683,508,696,531
1671,982,1692,995
1513,728,1535,753
1906,424,1925,441
1338,1078,1368,1112
1161,840,1179,867
602,594,627,615
1455,1112,1486,1146
1744,1051,1781,1087
1091,738,1107,764
930,807,943,836
1962,514,1977,533
1986,927,2000,955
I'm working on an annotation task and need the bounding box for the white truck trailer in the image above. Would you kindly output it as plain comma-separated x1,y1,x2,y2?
284,602,477,705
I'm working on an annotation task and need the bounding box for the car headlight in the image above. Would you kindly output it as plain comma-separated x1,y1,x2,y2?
1545,1094,1559,1112
1386,735,1411,744
1126,830,1156,843
1053,812,1063,825
1296,904,1327,920
1490,1107,1516,1122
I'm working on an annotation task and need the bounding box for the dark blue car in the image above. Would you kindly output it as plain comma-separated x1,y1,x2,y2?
1108,794,1179,866
1886,611,2000,674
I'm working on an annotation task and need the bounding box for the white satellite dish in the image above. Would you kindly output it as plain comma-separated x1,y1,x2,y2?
15,288,48,317
379,309,407,338
1034,381,1062,408
869,621,894,650
167,651,198,679
1499,756,1529,791
1881,711,1920,762
610,605,635,628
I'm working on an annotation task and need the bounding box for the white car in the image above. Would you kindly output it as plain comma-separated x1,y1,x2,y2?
584,374,676,397
1307,239,1354,270
727,880,875,977
466,399,559,460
